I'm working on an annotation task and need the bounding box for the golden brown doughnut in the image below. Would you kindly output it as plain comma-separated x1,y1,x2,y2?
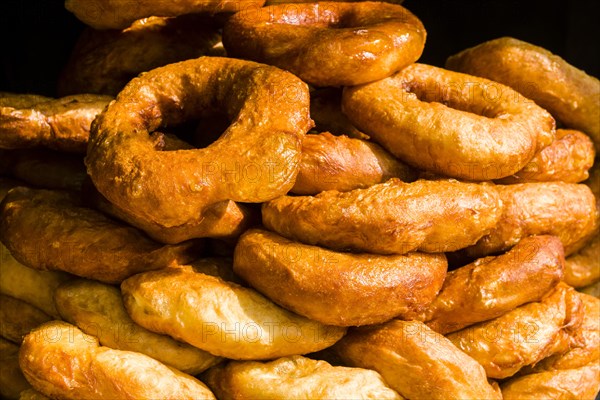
564,233,600,288
233,229,447,326
64,0,266,30
465,182,598,257
86,57,311,243
423,235,564,334
0,92,111,153
58,15,222,96
291,132,416,195
263,178,502,254
446,37,600,152
203,355,402,399
447,282,584,379
82,176,254,244
223,2,426,86
333,319,502,400
342,63,556,180
0,294,51,344
497,129,595,184
121,265,346,360
501,364,600,400
54,279,221,375
0,188,201,283
0,338,31,400
19,321,216,399
2,149,86,191
0,244,72,319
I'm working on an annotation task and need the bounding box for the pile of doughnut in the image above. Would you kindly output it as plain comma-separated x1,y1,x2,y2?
1,1,599,399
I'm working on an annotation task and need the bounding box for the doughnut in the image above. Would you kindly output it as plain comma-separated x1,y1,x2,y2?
465,182,598,257
524,292,599,372
203,355,401,399
54,279,221,375
291,132,416,195
64,0,266,30
500,364,600,400
223,2,426,86
423,235,564,334
120,265,346,359
0,294,51,344
0,338,31,399
564,233,600,288
447,283,584,379
446,37,600,152
0,188,201,283
0,244,71,319
233,229,447,326
333,320,502,400
0,92,111,153
310,88,369,140
82,176,254,244
343,63,556,180
19,321,216,400
262,178,502,254
2,149,86,191
86,57,311,242
497,129,595,184
58,15,222,96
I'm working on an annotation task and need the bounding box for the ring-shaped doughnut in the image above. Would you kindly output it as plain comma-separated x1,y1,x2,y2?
86,57,311,242
223,2,426,86
342,63,556,180
446,37,600,152
233,229,447,326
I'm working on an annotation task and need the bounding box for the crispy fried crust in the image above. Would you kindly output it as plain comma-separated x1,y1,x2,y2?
2,149,86,191
58,15,222,96
424,235,564,334
446,37,600,152
224,2,425,87
263,178,502,254
0,338,31,399
291,133,416,195
55,279,220,375
334,320,502,400
0,188,201,283
19,321,216,400
0,294,51,344
233,229,446,326
564,233,600,288
466,182,598,257
0,244,71,318
343,63,556,180
203,355,402,399
64,0,266,30
447,283,584,379
0,92,110,153
497,129,595,184
121,265,346,359
86,57,311,241
501,363,600,400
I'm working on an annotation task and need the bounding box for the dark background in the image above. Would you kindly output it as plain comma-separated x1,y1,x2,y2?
1,0,598,96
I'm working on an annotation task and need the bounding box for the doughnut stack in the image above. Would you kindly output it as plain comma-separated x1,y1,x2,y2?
1,1,599,399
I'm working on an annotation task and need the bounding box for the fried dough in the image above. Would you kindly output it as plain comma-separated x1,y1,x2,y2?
121,266,346,359
0,294,51,344
263,178,502,254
